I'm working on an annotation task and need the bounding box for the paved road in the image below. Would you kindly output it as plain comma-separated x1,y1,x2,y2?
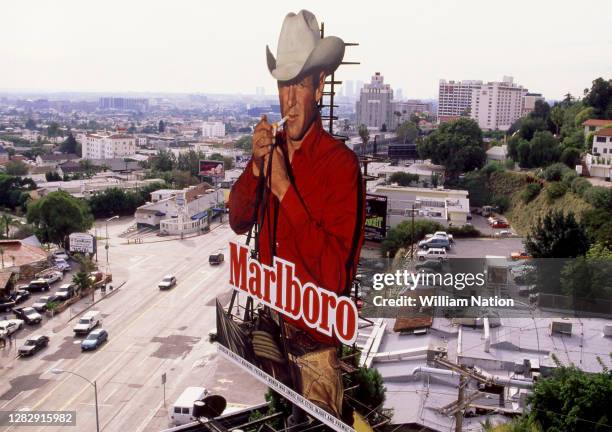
0,218,266,432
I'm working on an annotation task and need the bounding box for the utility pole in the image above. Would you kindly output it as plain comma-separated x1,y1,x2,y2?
410,203,415,261
455,374,466,432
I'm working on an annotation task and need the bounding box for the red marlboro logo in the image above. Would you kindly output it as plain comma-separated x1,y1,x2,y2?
228,242,358,345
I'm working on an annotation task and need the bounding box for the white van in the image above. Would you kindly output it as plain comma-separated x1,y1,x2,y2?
169,386,208,426
73,310,101,335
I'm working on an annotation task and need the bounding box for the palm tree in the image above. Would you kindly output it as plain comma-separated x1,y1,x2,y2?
358,124,369,159
0,214,18,239
72,271,92,297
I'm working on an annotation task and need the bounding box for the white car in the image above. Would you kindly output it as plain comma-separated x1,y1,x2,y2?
32,295,53,312
158,275,177,290
425,231,455,243
0,319,24,337
495,230,514,238
417,247,448,261
52,250,69,261
41,271,63,284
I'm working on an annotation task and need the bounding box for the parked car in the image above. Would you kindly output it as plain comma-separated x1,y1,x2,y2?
73,310,100,335
13,307,42,325
18,335,49,356
53,259,71,272
418,237,451,251
0,297,15,312
40,271,63,285
491,220,510,229
158,275,177,290
425,231,455,243
209,252,224,265
495,230,513,238
54,284,75,302
10,289,31,305
26,279,50,292
32,295,53,312
511,251,531,260
52,250,69,261
415,260,444,271
0,319,24,337
417,248,448,261
81,328,108,351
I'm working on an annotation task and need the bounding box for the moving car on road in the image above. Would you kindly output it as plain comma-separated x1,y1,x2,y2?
158,275,177,290
73,310,100,335
18,335,49,356
13,307,42,325
0,319,24,337
209,252,224,265
81,328,108,351
491,220,510,229
169,387,209,426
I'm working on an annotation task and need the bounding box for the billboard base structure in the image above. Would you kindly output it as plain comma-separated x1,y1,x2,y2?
217,343,356,432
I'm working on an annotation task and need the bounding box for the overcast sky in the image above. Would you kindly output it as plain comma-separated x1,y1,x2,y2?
1,0,611,100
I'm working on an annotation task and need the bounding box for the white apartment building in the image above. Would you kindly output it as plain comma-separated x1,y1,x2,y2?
82,133,136,160
470,77,527,131
201,121,225,138
356,72,394,129
437,79,483,121
585,127,612,180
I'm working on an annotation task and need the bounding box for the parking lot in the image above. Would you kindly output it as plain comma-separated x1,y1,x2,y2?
447,237,525,258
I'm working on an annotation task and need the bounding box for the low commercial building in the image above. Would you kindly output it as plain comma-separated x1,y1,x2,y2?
36,177,164,198
81,133,136,160
0,239,49,281
135,183,220,235
486,144,508,163
373,185,470,227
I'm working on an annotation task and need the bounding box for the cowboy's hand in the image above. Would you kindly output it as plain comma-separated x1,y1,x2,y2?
252,115,273,177
267,146,290,201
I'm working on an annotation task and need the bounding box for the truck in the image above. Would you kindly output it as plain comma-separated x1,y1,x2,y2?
169,387,209,426
73,310,101,335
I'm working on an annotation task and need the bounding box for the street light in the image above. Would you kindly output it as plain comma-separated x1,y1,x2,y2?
105,216,119,273
50,368,99,432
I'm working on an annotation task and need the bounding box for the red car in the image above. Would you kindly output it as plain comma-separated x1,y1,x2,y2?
491,220,510,229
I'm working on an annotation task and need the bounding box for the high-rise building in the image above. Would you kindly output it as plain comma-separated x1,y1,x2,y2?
470,76,527,131
356,80,364,95
437,79,483,121
355,73,393,129
395,88,403,101
98,97,149,112
344,80,354,99
201,121,226,138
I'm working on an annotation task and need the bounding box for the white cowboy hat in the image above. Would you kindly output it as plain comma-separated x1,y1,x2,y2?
266,10,345,82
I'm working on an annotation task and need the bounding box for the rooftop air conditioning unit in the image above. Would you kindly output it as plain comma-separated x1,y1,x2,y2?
550,320,572,336
603,324,612,337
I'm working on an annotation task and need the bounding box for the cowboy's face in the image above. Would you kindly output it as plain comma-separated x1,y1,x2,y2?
278,71,325,142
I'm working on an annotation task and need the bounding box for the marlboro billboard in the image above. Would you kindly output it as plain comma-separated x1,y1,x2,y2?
215,241,360,432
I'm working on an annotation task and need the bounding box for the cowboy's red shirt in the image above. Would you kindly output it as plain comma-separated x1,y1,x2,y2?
228,117,365,345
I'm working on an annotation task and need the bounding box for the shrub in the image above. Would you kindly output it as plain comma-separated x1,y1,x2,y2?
546,182,568,201
542,162,569,181
521,183,542,203
570,176,591,196
381,219,443,257
561,170,578,187
583,186,612,210
447,225,481,238
492,195,510,213
560,147,581,168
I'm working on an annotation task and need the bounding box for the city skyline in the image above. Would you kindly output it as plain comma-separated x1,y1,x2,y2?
1,0,611,100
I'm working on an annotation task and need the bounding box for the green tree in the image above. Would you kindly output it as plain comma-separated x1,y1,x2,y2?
584,77,612,118
518,117,547,141
5,160,28,176
381,219,443,257
524,365,612,432
25,118,36,130
559,147,581,167
47,122,60,138
388,172,419,186
45,172,61,182
222,156,234,171
177,150,206,176
234,135,252,151
72,271,93,296
525,210,590,258
152,149,176,172
395,121,418,143
358,124,369,157
59,133,78,154
158,120,166,133
549,104,564,135
26,191,93,249
417,118,486,177
0,214,18,239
